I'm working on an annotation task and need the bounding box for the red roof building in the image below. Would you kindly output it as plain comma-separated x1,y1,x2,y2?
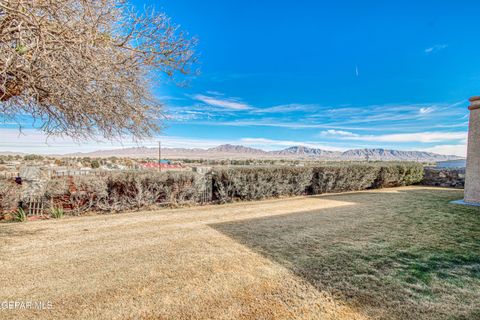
141,163,182,170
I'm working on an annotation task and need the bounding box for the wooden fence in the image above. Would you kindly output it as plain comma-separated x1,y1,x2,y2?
26,197,46,216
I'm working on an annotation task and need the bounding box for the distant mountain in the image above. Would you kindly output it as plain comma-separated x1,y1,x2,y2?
272,146,341,158
60,144,463,162
0,151,25,156
65,147,203,158
207,144,268,155
340,148,460,162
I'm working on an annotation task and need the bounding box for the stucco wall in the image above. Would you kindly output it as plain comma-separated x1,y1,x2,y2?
465,99,480,203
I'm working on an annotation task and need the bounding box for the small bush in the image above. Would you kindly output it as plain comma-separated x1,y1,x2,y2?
70,176,108,214
44,178,70,198
0,178,21,214
213,166,313,202
373,163,424,188
309,164,380,194
12,207,27,222
101,171,204,211
50,207,64,219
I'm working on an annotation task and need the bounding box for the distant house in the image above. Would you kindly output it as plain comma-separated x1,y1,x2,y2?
18,166,47,197
142,161,182,170
19,166,42,181
192,166,212,175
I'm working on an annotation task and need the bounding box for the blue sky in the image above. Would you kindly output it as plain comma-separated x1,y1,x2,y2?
2,0,480,155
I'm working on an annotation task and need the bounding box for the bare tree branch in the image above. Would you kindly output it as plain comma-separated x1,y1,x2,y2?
0,0,197,140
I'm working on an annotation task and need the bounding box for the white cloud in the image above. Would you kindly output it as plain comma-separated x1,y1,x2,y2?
320,129,359,138
421,144,467,157
0,129,233,154
0,128,468,156
193,94,252,110
424,44,448,54
196,120,372,131
419,107,435,114
251,104,318,114
158,95,187,101
339,131,467,143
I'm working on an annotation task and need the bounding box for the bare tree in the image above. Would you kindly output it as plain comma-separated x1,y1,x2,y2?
0,0,197,139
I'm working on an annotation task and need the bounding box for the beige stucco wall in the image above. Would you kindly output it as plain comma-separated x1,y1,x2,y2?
465,97,480,204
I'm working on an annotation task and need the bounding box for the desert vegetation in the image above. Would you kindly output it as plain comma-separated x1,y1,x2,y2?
0,162,424,217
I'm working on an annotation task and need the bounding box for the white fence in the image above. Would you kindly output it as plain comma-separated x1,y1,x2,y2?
0,171,19,179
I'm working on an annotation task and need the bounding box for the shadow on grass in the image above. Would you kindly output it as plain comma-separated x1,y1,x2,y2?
210,188,480,320
0,222,46,239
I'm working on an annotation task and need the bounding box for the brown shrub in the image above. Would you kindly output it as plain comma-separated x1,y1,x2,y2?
0,178,21,215
42,171,206,214
101,171,205,211
1,163,424,216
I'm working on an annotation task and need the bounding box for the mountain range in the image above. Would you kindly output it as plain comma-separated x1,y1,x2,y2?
61,144,464,162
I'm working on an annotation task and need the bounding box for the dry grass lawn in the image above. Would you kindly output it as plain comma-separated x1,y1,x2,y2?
0,186,479,319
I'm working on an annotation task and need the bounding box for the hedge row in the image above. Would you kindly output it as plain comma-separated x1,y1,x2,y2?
0,162,424,215
46,171,206,214
212,162,424,202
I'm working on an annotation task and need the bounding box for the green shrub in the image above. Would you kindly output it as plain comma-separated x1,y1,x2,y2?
12,207,27,222
212,166,313,202
50,207,64,219
373,163,424,188
309,164,380,194
212,162,424,202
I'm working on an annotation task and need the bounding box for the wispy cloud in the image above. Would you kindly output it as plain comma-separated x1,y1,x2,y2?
320,130,359,138
166,94,468,136
336,131,467,143
419,107,435,115
195,120,374,131
158,95,188,101
424,44,448,54
421,144,466,157
192,93,252,110
251,104,319,114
